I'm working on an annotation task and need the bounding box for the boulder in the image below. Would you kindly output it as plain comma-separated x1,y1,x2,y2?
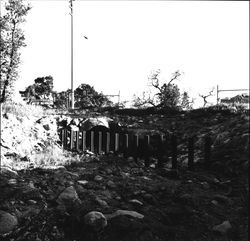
84,211,108,232
213,220,232,234
0,211,18,235
106,210,144,220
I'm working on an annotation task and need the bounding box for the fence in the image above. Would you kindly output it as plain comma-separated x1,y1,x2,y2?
58,128,212,169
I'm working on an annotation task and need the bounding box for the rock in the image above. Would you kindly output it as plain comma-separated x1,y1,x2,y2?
84,211,107,232
77,180,89,186
57,186,80,206
212,194,231,204
201,181,210,190
106,210,144,220
129,199,143,206
0,210,18,235
0,167,18,177
8,179,17,185
211,200,219,205
213,220,232,234
95,197,109,208
106,180,116,188
94,175,103,182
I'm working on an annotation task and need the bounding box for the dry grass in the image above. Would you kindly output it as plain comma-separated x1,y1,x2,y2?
1,101,45,119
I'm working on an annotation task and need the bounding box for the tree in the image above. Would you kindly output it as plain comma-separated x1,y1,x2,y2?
21,76,54,101
133,69,193,110
0,0,31,103
199,88,214,107
74,83,113,109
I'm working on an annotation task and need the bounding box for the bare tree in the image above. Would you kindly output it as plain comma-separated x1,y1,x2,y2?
199,88,214,107
133,70,187,109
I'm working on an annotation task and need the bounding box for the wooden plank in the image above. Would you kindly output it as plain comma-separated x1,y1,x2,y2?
82,131,86,151
76,131,79,151
70,130,74,150
115,133,119,152
106,132,110,154
60,129,64,148
90,131,94,153
98,131,102,154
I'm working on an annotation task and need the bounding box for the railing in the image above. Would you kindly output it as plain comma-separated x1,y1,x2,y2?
58,128,212,169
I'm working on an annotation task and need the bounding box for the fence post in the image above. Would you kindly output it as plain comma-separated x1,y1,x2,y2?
82,131,86,151
188,136,194,169
106,132,110,154
65,130,69,149
115,133,119,153
70,130,74,150
204,136,212,166
90,131,95,153
76,131,79,151
98,132,102,154
171,134,177,169
144,135,150,167
60,129,65,149
133,134,139,161
123,133,129,157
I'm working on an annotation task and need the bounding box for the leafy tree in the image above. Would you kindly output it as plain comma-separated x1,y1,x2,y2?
0,0,31,103
133,69,193,110
21,76,54,100
74,83,113,108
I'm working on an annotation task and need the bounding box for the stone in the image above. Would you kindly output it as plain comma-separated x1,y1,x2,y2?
213,194,231,204
77,180,89,186
0,210,18,235
84,211,107,232
213,220,232,234
129,199,143,206
106,210,144,220
0,167,18,177
106,180,116,188
94,175,103,182
95,197,108,208
57,186,80,206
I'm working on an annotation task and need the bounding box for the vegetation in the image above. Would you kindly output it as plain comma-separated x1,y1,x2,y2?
0,0,31,103
132,69,193,110
21,75,54,101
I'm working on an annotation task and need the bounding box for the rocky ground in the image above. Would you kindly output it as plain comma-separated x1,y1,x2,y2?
0,106,249,241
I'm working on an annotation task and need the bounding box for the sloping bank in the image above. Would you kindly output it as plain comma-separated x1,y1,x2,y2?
0,103,67,170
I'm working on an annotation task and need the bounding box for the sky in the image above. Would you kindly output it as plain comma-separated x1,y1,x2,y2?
1,0,249,107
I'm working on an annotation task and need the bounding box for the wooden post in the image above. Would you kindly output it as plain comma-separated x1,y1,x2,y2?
171,135,177,169
133,134,139,161
90,131,94,153
60,129,65,148
76,131,79,151
70,130,74,150
204,136,212,166
123,133,129,157
115,133,119,152
188,137,194,169
82,131,86,151
98,132,102,154
144,135,150,167
106,132,110,154
64,129,68,149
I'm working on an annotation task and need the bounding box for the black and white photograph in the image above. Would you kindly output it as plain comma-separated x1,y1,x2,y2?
0,0,249,240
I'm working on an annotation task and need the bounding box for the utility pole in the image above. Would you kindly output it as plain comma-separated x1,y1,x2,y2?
69,0,74,109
